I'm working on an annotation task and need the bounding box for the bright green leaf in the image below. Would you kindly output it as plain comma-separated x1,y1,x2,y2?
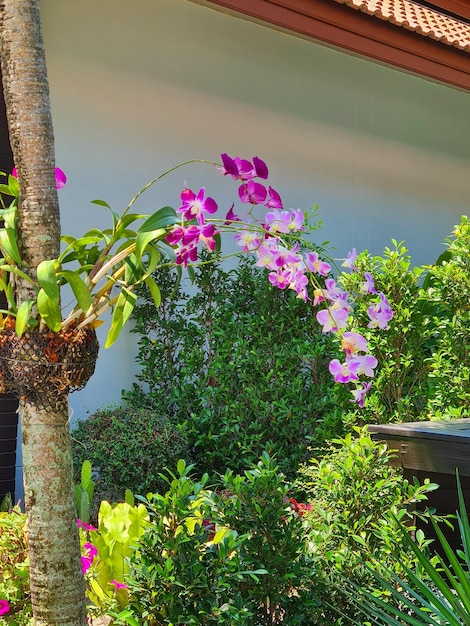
105,289,137,348
15,300,35,337
37,288,62,331
37,259,60,300
138,206,177,233
143,275,161,308
58,270,93,313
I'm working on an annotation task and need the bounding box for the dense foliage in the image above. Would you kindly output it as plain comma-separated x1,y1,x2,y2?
71,406,190,504
123,254,345,480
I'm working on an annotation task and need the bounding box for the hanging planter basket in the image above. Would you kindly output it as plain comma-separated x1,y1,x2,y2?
0,323,99,400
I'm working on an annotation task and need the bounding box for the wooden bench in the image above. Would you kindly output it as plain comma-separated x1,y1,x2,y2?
369,419,470,553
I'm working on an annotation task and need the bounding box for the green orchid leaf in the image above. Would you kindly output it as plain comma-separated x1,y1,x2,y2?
58,270,93,313
37,288,62,331
138,206,177,233
0,184,14,196
91,199,120,228
0,276,15,310
0,264,35,284
115,212,146,231
0,228,22,264
37,259,60,300
105,289,137,348
139,244,161,280
2,205,17,230
15,300,35,337
7,174,18,197
124,254,142,286
143,275,161,308
213,231,222,254
135,228,166,262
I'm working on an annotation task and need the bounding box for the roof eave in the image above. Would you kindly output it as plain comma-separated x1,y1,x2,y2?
198,0,470,92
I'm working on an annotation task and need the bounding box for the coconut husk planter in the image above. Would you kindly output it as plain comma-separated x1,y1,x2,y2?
0,321,99,401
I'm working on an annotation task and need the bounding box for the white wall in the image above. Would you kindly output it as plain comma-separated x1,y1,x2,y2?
35,0,470,425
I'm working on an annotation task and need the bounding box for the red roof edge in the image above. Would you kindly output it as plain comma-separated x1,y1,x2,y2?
203,0,470,91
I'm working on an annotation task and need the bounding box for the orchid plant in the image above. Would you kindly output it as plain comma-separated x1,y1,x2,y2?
0,153,392,405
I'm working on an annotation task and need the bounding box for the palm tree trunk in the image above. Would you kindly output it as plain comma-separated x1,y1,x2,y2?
0,1,87,624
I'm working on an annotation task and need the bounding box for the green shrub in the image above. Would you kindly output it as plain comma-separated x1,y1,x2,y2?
344,470,470,625
296,428,438,624
71,405,190,502
126,460,256,625
337,241,433,425
421,215,470,419
127,455,311,626
338,223,470,425
124,254,344,479
0,507,32,626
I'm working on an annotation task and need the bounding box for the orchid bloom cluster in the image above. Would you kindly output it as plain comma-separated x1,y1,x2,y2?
165,153,393,407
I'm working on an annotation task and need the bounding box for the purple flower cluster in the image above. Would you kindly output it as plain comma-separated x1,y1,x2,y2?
165,153,394,406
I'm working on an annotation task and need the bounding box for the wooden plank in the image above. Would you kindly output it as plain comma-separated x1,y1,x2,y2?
370,433,470,476
369,419,470,443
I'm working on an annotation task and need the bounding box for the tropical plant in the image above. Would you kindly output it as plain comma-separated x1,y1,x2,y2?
346,470,470,625
296,428,439,623
80,495,149,620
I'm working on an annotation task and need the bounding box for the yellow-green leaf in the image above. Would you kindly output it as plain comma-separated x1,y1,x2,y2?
0,228,21,264
105,289,137,348
15,300,35,336
58,270,93,313
37,288,62,331
135,228,165,261
144,275,161,308
37,259,60,300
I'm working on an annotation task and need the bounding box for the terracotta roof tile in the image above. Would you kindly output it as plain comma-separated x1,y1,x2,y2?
333,0,470,51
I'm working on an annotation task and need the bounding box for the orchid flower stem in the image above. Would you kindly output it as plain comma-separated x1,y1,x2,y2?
123,159,217,219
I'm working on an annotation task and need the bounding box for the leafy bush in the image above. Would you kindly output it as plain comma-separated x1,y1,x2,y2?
71,405,190,502
124,254,344,479
346,471,470,625
337,241,433,425
296,428,438,623
127,455,311,626
0,507,32,626
421,215,470,420
339,222,470,425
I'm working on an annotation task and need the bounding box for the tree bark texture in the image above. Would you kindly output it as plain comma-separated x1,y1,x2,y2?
0,1,87,624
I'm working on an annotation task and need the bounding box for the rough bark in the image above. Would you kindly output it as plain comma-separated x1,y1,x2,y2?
0,1,87,624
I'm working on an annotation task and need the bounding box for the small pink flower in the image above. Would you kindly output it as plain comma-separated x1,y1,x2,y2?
81,542,98,575
350,382,373,407
342,248,357,270
177,187,217,225
0,600,9,616
238,180,267,205
316,307,349,333
265,186,283,209
329,358,360,383
304,251,331,277
224,203,241,224
12,166,66,189
110,579,129,590
341,331,368,355
77,519,97,532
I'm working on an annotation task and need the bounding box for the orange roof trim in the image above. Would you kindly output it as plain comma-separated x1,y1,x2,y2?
335,0,470,51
